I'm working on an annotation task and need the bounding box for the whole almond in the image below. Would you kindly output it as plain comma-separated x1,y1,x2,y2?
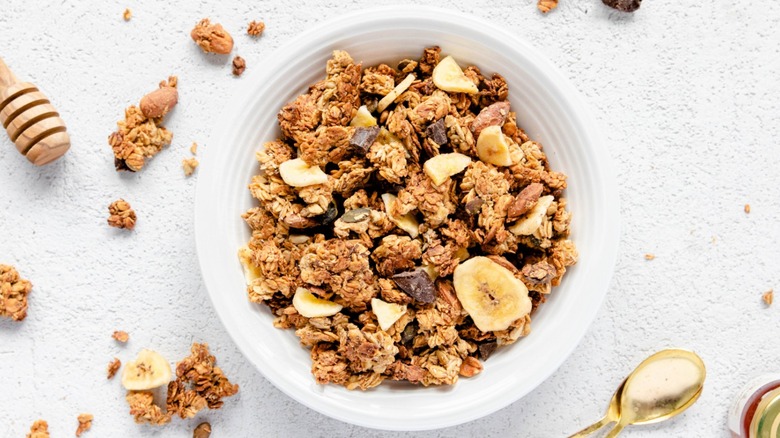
471,101,511,139
193,422,211,438
140,87,178,119
507,183,544,221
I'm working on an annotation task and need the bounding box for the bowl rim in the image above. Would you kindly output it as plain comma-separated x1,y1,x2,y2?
195,5,620,431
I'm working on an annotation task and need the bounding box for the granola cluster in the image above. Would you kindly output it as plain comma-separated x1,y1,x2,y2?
0,264,32,321
107,199,137,230
241,47,577,389
26,420,49,438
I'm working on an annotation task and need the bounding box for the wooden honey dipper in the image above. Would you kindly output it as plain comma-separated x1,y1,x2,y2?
0,57,70,166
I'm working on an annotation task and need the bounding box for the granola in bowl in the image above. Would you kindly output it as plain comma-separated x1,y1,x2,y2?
239,47,577,390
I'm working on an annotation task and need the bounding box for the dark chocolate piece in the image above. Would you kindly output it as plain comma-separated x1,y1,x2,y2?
602,0,641,12
425,118,448,146
478,342,498,361
349,126,381,154
392,269,436,304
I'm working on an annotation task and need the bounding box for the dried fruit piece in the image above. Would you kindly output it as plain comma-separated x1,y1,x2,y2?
112,330,129,343
432,55,478,94
292,287,343,318
279,158,329,187
476,125,512,166
194,422,212,438
371,298,407,331
471,101,511,139
191,18,234,54
121,349,172,390
423,152,472,186
425,118,448,145
107,199,137,230
75,413,93,437
381,193,420,238
537,0,559,13
237,246,261,285
602,0,641,12
453,256,532,332
507,183,544,221
107,358,121,379
349,125,380,154
377,73,415,113
140,85,178,118
183,157,199,176
509,195,554,236
247,20,265,36
0,264,32,321
392,269,436,303
232,56,246,76
349,105,377,127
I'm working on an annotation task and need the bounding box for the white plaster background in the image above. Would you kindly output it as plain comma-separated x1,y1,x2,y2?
1,0,778,436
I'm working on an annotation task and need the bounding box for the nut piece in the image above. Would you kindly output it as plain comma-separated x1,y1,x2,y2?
392,269,436,303
349,105,378,127
537,0,559,13
453,256,532,332
763,290,774,307
121,349,172,390
107,358,121,379
191,18,234,54
0,264,32,321
247,20,265,36
108,199,137,230
432,55,479,94
377,73,415,113
602,0,641,12
476,126,513,166
123,8,132,21
509,195,554,236
27,420,49,438
471,101,511,139
279,158,329,187
193,422,212,438
183,157,199,176
459,356,483,377
292,287,343,318
371,298,407,331
76,413,93,437
423,152,472,186
232,56,246,77
507,183,544,221
112,330,129,343
140,85,179,119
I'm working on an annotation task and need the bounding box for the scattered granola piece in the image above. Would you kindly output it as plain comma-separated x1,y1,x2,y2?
0,264,32,321
140,79,179,118
191,18,234,54
76,413,93,437
107,357,121,379
247,20,265,36
763,290,774,307
644,253,655,261
537,0,559,13
232,55,246,77
602,0,641,12
123,8,132,21
112,330,129,343
27,420,49,438
107,199,137,230
190,142,198,155
126,391,171,425
744,204,751,214
167,343,239,418
183,157,199,176
193,422,212,438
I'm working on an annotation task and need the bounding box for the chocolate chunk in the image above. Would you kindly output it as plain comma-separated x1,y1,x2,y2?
425,118,448,146
392,269,436,304
341,207,370,223
321,202,339,226
465,197,484,215
349,126,380,154
602,0,641,12
478,342,498,361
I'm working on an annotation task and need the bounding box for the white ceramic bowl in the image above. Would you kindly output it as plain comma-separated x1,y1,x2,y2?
195,6,619,431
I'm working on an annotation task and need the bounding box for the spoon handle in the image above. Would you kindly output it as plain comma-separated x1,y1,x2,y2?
604,421,627,438
567,415,612,438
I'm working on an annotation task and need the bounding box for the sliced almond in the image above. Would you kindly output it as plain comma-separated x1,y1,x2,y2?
377,74,415,113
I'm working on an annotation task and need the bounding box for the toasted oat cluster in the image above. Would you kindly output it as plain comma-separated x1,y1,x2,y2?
27,420,49,438
0,264,32,321
240,47,577,389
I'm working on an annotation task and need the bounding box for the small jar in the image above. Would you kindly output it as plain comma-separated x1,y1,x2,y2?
729,374,780,438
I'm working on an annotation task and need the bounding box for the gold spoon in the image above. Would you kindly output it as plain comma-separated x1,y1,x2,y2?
568,349,706,438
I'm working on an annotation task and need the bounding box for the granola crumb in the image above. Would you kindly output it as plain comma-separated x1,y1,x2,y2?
232,56,246,77
122,8,131,21
166,343,239,419
644,253,655,261
247,20,265,36
107,199,137,230
27,419,49,438
537,0,559,13
112,330,129,343
107,357,121,379
744,204,751,214
763,290,774,307
183,157,199,176
0,264,32,321
76,413,93,437
190,142,198,155
126,391,171,425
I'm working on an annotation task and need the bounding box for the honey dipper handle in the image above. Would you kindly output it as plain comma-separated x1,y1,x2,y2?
0,57,19,89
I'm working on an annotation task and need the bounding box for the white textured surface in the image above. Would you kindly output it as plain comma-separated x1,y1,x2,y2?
0,0,778,437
